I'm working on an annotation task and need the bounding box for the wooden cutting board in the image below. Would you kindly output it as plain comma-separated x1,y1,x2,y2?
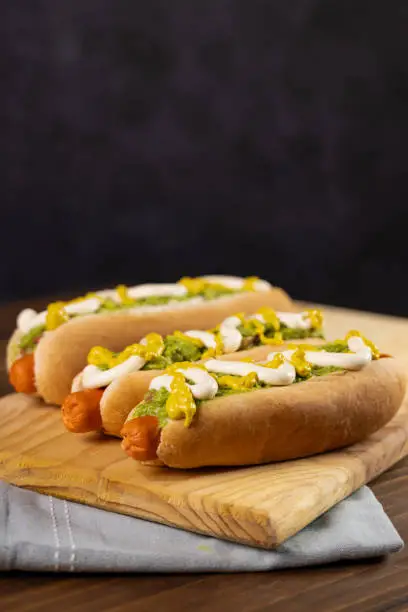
0,305,408,550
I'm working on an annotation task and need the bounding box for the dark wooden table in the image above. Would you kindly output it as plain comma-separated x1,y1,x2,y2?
1,297,408,612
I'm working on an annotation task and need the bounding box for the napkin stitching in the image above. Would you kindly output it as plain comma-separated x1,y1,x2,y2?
48,496,60,571
63,500,76,572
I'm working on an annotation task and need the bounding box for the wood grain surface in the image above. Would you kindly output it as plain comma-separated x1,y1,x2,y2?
0,387,408,550
1,298,408,610
1,304,408,549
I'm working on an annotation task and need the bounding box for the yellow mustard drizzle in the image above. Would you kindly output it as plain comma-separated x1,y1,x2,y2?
87,346,115,368
177,276,207,295
216,372,258,391
116,284,135,305
68,291,103,305
46,302,69,331
345,330,380,360
304,309,324,329
288,348,312,377
45,292,104,331
263,353,286,369
200,347,216,360
256,307,281,331
178,276,261,295
165,372,196,427
251,318,284,345
213,331,226,356
242,276,260,291
285,342,321,351
178,276,228,296
88,333,165,369
172,330,204,347
132,333,165,361
201,325,226,359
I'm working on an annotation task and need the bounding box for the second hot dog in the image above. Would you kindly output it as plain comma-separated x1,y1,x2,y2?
62,307,325,436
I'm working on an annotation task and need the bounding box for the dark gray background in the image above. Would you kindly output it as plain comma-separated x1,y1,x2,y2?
1,1,407,315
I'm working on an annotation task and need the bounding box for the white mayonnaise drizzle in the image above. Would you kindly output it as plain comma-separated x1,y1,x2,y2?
184,330,217,349
64,297,101,316
95,284,187,304
218,315,243,353
149,367,218,400
17,309,47,334
16,277,272,334
16,298,101,335
252,311,312,330
71,372,84,393
127,283,188,300
267,336,372,371
77,355,146,390
201,275,271,292
205,358,296,386
276,312,311,330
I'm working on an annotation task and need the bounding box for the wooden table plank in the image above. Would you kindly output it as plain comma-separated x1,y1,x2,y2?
1,298,408,610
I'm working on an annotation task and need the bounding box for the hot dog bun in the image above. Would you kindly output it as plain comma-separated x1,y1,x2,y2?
6,329,23,371
8,287,294,405
147,358,406,468
99,337,325,436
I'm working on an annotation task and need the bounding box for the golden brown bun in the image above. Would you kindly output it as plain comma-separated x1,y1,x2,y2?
154,358,406,468
29,288,294,405
100,337,324,436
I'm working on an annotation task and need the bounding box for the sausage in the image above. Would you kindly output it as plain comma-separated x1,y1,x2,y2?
9,354,36,394
121,416,161,461
62,389,104,433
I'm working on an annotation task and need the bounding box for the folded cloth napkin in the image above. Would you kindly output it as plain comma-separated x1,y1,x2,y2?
0,482,402,573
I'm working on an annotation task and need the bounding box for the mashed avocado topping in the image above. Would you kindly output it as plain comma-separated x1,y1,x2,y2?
128,388,171,428
319,340,349,353
238,321,324,343
98,293,190,312
19,324,46,353
143,334,203,370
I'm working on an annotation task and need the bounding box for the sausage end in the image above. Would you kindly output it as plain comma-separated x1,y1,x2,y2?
121,416,161,461
9,354,37,394
62,388,104,433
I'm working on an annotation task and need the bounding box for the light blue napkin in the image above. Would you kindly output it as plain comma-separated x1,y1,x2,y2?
0,482,402,572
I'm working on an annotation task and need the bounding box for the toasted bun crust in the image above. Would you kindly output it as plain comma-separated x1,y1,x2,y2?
154,358,406,468
100,337,324,436
29,288,294,405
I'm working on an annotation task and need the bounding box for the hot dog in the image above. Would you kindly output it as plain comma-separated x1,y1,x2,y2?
9,354,36,394
61,307,325,436
7,275,295,405
62,389,105,433
120,331,407,469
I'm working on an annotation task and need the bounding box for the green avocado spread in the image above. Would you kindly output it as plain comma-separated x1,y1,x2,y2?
319,340,349,353
97,286,235,313
127,387,170,427
19,324,46,353
98,294,190,312
237,321,323,342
